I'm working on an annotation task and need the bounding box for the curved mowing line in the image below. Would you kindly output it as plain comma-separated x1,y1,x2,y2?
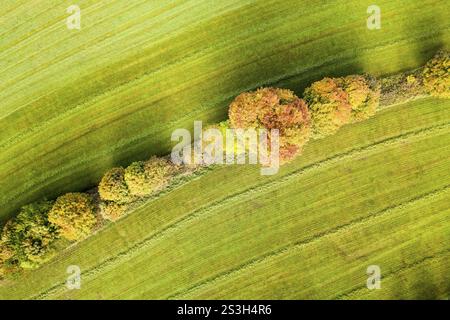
0,1,140,59
335,248,450,300
1,0,432,137
0,8,367,142
166,187,450,299
0,0,251,109
0,46,409,208
0,0,196,82
0,2,210,98
28,124,449,300
0,42,354,150
3,118,449,214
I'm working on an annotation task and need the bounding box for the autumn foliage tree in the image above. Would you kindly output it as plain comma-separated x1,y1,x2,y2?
98,167,134,204
124,157,177,197
339,75,380,123
303,77,351,138
304,75,380,138
2,50,447,278
48,193,97,241
0,200,58,269
0,226,17,277
228,87,311,162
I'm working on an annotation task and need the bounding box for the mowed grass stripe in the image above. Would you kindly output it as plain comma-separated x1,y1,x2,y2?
342,251,450,300
4,100,450,226
0,0,342,148
33,124,450,298
174,186,450,299
1,0,448,219
0,0,222,110
179,199,450,299
51,127,450,299
0,67,449,224
0,0,251,115
2,0,444,139
0,98,447,299
30,121,450,298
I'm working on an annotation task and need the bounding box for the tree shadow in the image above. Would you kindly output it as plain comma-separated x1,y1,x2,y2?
2,0,449,221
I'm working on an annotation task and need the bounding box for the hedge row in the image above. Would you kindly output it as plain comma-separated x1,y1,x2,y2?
1,50,448,278
98,156,179,221
0,156,181,276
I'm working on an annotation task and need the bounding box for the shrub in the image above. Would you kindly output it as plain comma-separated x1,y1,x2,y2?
125,157,177,196
48,193,97,241
0,256,19,279
380,70,425,106
422,50,450,98
0,200,58,269
99,201,129,222
0,240,14,263
98,167,134,203
0,232,15,277
303,77,352,138
228,87,311,161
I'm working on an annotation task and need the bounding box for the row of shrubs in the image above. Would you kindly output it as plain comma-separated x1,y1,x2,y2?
98,157,180,221
1,50,448,279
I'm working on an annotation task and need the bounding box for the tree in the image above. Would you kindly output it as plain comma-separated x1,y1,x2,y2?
48,193,97,241
304,75,380,137
422,50,450,98
98,167,134,203
303,77,352,138
124,157,177,197
228,87,311,162
0,200,58,269
338,75,380,123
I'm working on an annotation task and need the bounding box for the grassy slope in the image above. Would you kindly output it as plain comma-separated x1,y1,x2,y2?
1,97,449,299
1,0,449,220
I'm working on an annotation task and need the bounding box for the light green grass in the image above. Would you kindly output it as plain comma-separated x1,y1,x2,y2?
1,0,449,220
1,98,449,299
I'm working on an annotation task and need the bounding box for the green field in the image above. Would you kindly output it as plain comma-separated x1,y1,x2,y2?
0,0,449,220
0,0,449,299
1,98,449,299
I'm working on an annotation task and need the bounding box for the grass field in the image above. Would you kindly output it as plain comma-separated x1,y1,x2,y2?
0,0,449,221
0,0,449,300
1,97,449,299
